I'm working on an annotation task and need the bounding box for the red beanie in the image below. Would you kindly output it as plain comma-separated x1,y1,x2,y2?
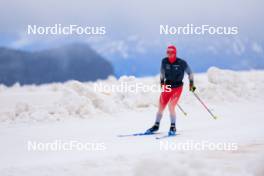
167,45,177,55
167,45,177,63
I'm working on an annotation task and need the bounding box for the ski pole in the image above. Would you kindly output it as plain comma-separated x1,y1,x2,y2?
192,92,218,120
177,104,187,116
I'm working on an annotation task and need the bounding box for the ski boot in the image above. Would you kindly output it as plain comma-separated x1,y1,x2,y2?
145,122,159,134
168,123,176,136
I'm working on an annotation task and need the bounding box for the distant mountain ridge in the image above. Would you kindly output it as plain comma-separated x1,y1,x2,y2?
0,43,114,86
108,38,264,77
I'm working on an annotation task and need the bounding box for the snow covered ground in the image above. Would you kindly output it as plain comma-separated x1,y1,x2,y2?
0,67,264,176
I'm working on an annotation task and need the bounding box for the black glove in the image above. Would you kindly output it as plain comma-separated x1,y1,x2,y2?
189,82,196,92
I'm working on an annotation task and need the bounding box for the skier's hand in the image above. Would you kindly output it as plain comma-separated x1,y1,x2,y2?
189,83,196,92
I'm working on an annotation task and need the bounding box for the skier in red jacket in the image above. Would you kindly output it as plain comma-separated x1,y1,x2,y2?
146,45,196,136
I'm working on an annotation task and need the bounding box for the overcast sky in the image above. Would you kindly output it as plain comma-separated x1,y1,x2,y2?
0,0,263,51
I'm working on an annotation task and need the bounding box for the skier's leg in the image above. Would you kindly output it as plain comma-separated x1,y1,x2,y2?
168,86,183,135
146,91,172,134
156,90,173,123
168,86,183,122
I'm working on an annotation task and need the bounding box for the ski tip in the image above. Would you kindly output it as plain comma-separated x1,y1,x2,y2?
117,132,161,138
155,133,178,140
117,135,126,137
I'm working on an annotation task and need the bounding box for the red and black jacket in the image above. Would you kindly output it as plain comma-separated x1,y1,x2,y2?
160,57,193,88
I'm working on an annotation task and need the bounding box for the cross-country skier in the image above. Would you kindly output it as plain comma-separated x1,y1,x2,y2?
146,45,196,136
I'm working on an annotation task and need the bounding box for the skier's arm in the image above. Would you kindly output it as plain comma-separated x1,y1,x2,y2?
185,64,193,84
160,61,165,86
185,63,196,92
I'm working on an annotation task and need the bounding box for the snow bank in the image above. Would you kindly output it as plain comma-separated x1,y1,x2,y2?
0,67,263,122
186,67,264,103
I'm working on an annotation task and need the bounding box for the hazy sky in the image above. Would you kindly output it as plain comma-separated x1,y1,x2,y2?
0,0,263,51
